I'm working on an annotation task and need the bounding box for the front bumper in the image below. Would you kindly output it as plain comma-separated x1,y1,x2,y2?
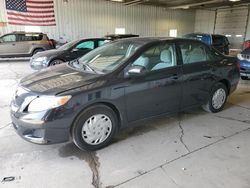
240,60,250,77
11,110,71,145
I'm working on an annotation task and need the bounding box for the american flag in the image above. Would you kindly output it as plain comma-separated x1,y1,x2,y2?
5,0,56,26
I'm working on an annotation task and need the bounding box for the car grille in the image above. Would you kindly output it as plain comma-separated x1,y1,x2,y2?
242,54,250,60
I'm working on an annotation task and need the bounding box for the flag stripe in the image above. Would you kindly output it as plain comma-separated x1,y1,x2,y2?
26,5,54,9
8,22,56,26
7,10,55,14
8,17,56,23
26,0,53,4
27,10,54,13
7,12,55,18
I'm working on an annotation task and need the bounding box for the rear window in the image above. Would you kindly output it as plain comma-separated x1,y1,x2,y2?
184,34,211,45
18,34,43,41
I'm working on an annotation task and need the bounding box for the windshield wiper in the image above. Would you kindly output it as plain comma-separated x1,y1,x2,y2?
83,63,98,74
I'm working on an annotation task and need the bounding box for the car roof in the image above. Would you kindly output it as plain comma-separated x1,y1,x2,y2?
10,31,45,35
72,38,110,43
105,34,139,39
112,37,203,44
115,37,174,42
185,33,226,37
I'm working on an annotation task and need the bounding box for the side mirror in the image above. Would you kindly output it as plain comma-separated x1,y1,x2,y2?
125,65,145,78
71,48,79,52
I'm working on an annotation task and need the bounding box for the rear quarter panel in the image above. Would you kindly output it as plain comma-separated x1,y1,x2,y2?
216,56,240,94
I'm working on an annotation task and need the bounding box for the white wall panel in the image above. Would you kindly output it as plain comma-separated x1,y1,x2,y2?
0,0,195,42
194,10,216,34
215,8,249,49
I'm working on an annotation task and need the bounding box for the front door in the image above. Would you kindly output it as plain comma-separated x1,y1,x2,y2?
0,34,17,56
124,42,182,122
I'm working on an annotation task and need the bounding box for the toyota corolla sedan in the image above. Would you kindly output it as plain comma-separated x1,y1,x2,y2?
10,37,240,151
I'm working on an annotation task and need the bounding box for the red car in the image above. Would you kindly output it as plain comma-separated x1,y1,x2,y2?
243,40,250,50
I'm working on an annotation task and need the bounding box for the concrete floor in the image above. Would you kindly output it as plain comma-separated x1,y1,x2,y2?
0,61,250,188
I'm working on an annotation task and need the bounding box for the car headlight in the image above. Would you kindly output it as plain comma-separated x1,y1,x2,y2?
35,57,47,62
28,95,71,112
32,57,48,66
237,54,244,60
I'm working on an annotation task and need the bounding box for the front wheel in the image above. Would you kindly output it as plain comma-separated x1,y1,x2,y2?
202,83,228,113
241,76,248,80
49,59,64,66
71,105,118,151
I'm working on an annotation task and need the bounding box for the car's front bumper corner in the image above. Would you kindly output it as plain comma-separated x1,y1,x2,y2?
11,113,71,145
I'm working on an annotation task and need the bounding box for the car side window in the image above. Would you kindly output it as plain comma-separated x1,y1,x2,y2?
76,41,94,49
179,42,208,64
131,43,176,72
0,34,16,42
98,40,108,47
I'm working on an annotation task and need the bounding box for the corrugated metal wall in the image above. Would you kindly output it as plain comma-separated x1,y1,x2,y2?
0,0,195,42
195,7,250,49
194,10,216,34
215,8,249,49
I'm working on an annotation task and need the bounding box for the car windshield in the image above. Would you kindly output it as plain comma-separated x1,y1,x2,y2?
76,40,144,73
58,40,78,50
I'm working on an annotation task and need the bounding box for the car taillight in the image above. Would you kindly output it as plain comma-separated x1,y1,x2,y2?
48,40,53,47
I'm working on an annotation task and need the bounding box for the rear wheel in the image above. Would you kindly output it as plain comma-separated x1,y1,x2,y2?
241,76,248,80
49,59,64,66
71,105,118,151
202,82,228,113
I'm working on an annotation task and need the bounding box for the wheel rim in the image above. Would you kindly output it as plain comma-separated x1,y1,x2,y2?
212,88,226,109
81,114,112,145
51,60,62,66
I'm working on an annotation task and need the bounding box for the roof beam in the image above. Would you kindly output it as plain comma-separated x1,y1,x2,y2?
124,0,143,5
166,0,226,9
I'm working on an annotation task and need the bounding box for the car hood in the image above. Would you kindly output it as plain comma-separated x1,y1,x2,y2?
20,64,101,95
241,47,250,55
32,49,64,58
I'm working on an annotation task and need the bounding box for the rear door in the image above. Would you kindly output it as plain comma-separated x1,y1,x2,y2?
0,34,17,56
177,40,218,109
14,33,45,55
124,41,182,121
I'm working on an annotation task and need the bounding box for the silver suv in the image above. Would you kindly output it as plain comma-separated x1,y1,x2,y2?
0,32,54,57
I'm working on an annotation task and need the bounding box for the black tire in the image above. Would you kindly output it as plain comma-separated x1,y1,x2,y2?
202,82,228,113
71,104,118,151
49,59,64,66
241,76,248,80
32,48,44,55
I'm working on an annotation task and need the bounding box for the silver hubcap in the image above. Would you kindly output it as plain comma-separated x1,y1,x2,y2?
212,88,226,109
81,114,112,145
